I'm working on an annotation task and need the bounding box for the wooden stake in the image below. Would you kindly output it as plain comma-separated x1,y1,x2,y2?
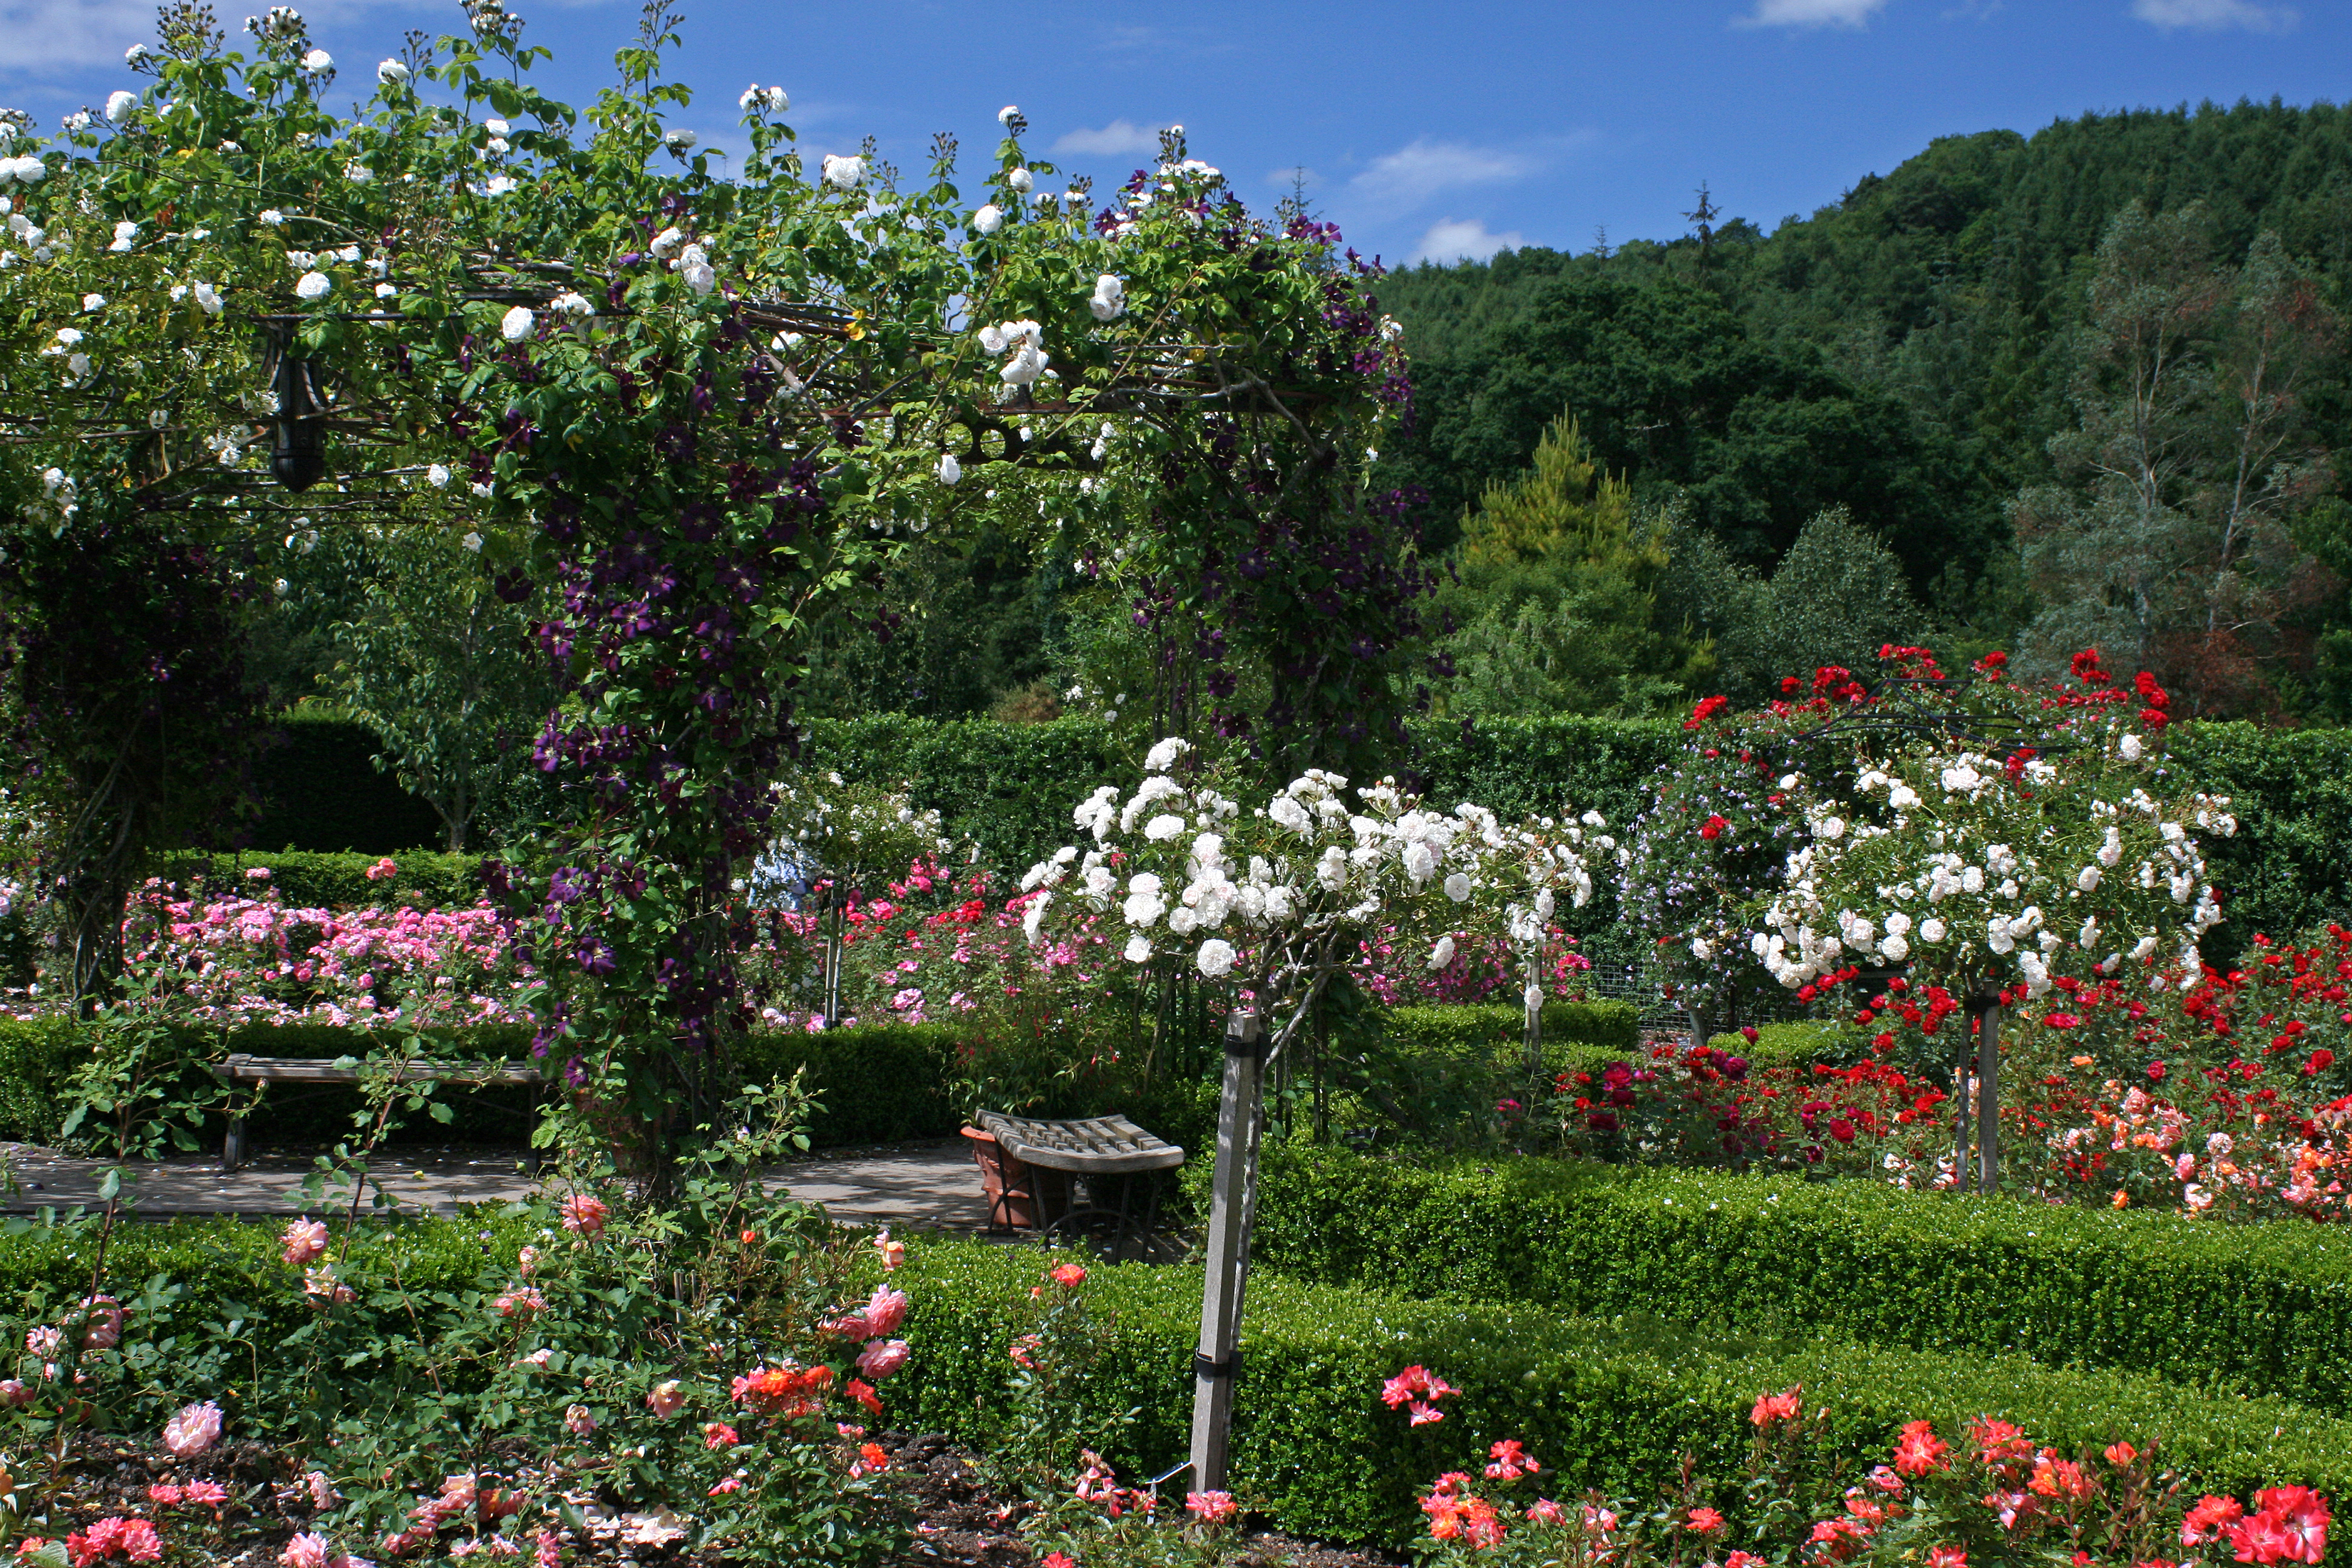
1189,1006,1265,1490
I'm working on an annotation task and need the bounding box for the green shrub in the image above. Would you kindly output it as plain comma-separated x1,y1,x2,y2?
1386,1000,1641,1058
1703,1020,1864,1070
885,1239,2352,1547
0,1018,89,1143
739,1023,964,1146
1244,1146,2352,1415
150,848,486,911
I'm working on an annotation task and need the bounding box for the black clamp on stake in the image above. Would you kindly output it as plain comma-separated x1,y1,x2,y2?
1224,1009,1269,1062
1193,1351,1242,1381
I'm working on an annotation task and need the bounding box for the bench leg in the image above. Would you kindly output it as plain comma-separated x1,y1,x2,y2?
222,1115,247,1174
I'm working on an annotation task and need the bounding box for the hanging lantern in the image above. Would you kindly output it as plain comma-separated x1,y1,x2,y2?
261,319,328,492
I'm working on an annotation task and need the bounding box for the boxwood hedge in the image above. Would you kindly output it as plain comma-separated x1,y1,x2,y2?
885,1239,2352,1547
1241,1146,2352,1415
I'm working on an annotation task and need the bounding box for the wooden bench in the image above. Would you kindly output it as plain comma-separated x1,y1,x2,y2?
208,1053,544,1171
972,1111,1185,1251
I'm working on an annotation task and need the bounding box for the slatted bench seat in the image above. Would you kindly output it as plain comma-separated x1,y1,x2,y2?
208,1053,543,1170
972,1111,1185,1254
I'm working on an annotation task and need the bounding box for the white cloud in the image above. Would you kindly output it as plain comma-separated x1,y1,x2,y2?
1052,118,1167,157
1737,0,1887,26
1410,218,1525,266
0,0,617,76
1348,139,1536,216
2130,0,2295,30
0,0,155,72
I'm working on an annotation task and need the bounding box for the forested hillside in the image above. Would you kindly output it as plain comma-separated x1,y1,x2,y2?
1372,98,2352,721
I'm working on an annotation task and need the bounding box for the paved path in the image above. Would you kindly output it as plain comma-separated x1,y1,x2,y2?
0,1138,991,1230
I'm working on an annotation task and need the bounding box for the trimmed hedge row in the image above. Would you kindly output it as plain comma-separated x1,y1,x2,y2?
0,1016,964,1151
887,1239,2352,1547
0,1214,498,1317
247,711,446,855
0,1006,1656,1152
149,848,487,912
1387,1000,1641,1060
799,714,2352,968
1240,1147,2352,1415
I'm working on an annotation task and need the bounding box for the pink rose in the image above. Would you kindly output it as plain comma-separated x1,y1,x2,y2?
559,1193,609,1238
646,1381,686,1420
163,1399,225,1458
856,1339,909,1380
79,1295,124,1351
860,1286,908,1338
282,1217,329,1268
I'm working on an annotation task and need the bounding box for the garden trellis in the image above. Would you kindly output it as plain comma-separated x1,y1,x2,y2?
4,7,1416,1171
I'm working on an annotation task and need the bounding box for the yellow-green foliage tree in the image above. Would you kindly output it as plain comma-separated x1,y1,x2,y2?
1430,410,1706,716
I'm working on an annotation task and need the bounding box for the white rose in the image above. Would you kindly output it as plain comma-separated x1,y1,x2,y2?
1428,936,1456,971
1196,939,1236,978
972,204,1003,235
500,304,535,341
2119,733,2143,762
1145,737,1190,772
1088,274,1125,322
425,463,452,488
1123,935,1152,964
294,270,331,301
821,154,865,190
1817,817,1845,840
2075,865,2103,892
1919,918,1947,944
1443,871,1471,902
301,48,333,73
664,128,696,151
681,260,716,295
105,90,139,123
1006,166,1033,193
935,453,962,486
1144,813,1185,842
378,59,410,84
1879,934,1909,961
460,531,484,552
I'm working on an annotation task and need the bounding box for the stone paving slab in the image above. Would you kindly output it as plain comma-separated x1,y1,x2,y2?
0,1138,995,1231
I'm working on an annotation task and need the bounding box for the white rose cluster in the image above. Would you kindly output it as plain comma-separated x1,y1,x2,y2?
976,319,1047,388
1751,736,2233,1000
1021,740,1601,996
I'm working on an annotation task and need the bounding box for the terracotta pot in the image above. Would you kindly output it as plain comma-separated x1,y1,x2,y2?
961,1127,1071,1230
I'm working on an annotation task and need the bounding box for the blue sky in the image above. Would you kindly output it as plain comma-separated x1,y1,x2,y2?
4,0,2346,267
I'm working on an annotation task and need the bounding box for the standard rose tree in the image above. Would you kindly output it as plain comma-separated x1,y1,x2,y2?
1743,653,2233,1191
1019,737,1604,1490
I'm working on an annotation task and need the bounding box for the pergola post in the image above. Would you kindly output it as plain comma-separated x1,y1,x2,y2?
1189,1006,1266,1491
